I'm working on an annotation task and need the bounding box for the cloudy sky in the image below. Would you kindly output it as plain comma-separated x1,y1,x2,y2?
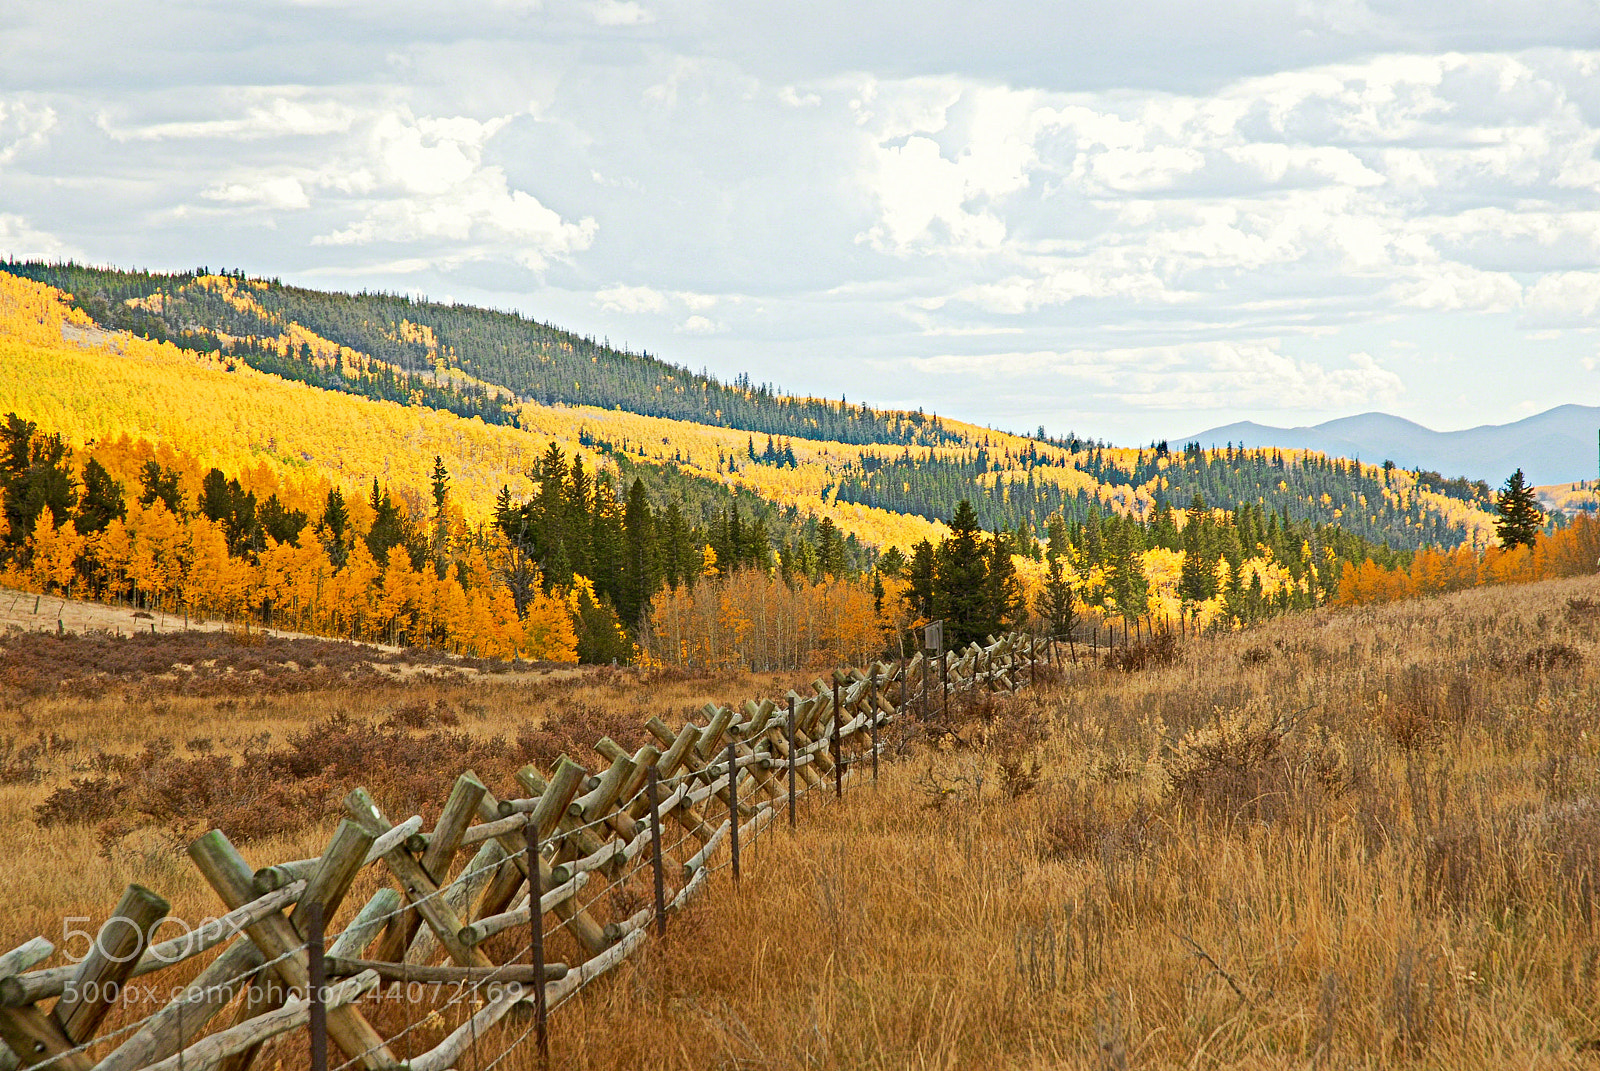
4,2,1599,444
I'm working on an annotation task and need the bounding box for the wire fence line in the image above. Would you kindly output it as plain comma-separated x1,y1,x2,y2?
0,632,1058,1071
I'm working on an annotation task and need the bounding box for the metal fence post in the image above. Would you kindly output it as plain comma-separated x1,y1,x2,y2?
899,651,907,713
726,739,741,885
869,667,879,783
648,764,667,935
786,701,797,829
941,649,948,718
306,900,327,1071
832,678,843,798
523,821,549,1065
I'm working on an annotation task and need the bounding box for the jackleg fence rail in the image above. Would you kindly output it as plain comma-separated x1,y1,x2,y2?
0,632,1057,1071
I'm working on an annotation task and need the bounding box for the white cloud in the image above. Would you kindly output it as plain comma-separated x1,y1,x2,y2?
1524,272,1600,324
101,96,354,141
676,314,722,334
203,176,311,210
860,134,1008,254
311,107,596,268
0,213,77,260
588,0,652,26
911,343,1403,411
1391,262,1522,313
595,285,722,316
596,284,668,314
6,11,1600,440
0,99,55,163
778,86,821,108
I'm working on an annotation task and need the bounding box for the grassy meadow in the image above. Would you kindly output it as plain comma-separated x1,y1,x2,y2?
5,572,1600,1068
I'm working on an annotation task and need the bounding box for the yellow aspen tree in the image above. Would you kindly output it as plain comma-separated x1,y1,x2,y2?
28,508,87,594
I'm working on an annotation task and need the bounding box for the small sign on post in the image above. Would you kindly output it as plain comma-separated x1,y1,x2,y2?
923,619,944,657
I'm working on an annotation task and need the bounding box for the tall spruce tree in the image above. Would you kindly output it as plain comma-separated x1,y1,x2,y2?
75,458,125,536
619,478,658,625
981,532,1024,638
1495,468,1542,549
905,539,937,621
1105,521,1149,621
0,415,76,558
935,500,989,646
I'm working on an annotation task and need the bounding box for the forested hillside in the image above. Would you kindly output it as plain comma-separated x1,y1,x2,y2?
3,260,1500,556
0,263,1540,668
836,440,1494,551
3,262,961,446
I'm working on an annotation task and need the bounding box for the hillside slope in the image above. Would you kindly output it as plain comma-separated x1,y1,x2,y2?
1,264,1500,554
0,272,945,556
4,262,962,448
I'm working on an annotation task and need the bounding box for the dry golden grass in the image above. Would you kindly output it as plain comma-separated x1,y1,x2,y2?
0,653,815,948
7,573,1600,1069
529,574,1600,1070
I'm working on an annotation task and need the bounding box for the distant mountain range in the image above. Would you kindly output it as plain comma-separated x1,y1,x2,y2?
1178,405,1600,487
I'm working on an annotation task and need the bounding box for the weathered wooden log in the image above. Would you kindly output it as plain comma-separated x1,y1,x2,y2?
0,1003,91,1071
55,883,169,1043
136,971,378,1071
0,942,60,1071
458,870,590,947
764,725,824,787
323,958,566,984
682,818,730,876
471,858,526,923
0,943,49,983
495,756,585,824
693,705,736,760
403,840,505,965
255,815,422,890
220,817,376,1071
327,889,400,959
93,939,267,1071
612,744,659,816
572,752,636,834
534,925,651,1025
187,829,397,1070
456,812,525,849
515,765,609,862
342,789,495,971
403,974,527,1071
375,773,484,963
475,786,609,957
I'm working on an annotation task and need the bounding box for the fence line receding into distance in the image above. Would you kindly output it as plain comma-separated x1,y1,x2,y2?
0,632,1056,1071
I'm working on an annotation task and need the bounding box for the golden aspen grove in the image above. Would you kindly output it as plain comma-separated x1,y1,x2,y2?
1,265,1577,670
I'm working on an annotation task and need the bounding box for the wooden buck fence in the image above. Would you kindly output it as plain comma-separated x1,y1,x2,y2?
0,632,1054,1071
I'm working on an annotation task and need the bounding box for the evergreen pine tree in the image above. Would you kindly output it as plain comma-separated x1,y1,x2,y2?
816,517,846,577
1039,554,1077,638
137,460,184,515
619,478,658,626
981,532,1024,637
1105,522,1149,621
321,488,350,568
905,539,937,620
935,500,989,645
1495,468,1542,549
588,476,624,601
74,458,125,536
